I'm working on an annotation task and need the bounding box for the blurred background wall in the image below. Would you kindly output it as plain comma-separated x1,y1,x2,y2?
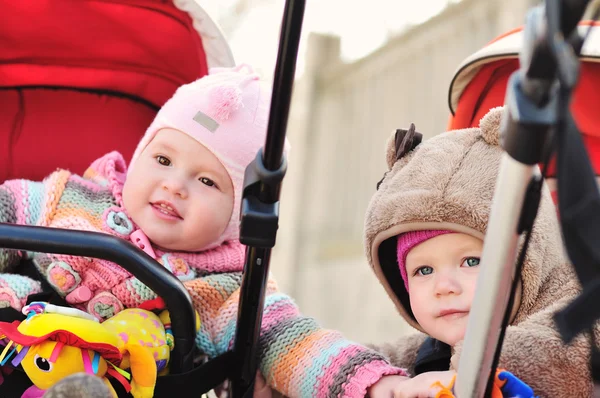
204,0,541,344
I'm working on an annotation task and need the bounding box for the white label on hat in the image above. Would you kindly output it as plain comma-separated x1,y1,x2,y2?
193,111,220,133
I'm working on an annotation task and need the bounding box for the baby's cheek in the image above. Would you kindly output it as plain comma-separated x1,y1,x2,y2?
198,208,227,235
213,192,234,221
409,297,429,327
464,274,480,302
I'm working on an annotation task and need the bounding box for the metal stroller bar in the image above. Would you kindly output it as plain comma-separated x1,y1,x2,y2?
0,223,197,374
455,0,590,396
228,0,305,396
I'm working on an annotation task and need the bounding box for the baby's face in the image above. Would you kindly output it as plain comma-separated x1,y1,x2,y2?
123,128,234,251
405,233,483,346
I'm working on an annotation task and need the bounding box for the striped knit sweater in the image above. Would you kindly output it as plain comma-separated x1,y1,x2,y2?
0,151,407,397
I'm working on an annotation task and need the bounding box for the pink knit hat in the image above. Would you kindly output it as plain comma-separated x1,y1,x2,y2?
397,230,453,291
129,64,289,249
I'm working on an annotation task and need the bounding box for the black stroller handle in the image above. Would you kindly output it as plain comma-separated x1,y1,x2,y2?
0,222,196,374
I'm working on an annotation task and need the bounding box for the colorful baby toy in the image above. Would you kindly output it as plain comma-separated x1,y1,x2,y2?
431,369,537,398
0,302,176,398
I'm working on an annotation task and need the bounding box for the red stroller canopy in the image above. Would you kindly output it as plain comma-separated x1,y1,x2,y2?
0,0,234,181
446,22,600,180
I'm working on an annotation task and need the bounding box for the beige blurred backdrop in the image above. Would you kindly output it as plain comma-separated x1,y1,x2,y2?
202,0,541,345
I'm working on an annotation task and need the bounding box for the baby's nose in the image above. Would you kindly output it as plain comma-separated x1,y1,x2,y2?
434,273,462,295
162,179,188,198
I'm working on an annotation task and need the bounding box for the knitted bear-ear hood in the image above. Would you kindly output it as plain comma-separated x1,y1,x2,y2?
364,107,572,332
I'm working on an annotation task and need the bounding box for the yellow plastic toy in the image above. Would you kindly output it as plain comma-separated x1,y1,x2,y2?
0,302,176,398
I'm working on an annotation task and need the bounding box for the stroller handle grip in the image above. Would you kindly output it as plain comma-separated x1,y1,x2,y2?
0,223,195,374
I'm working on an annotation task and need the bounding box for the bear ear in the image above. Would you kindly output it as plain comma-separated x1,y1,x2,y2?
385,123,423,170
479,106,504,147
378,123,423,190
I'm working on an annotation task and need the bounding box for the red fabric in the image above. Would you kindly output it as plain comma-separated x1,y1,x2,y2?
448,60,517,132
0,89,156,182
107,367,132,393
0,0,207,107
448,60,600,179
137,297,166,311
0,0,210,181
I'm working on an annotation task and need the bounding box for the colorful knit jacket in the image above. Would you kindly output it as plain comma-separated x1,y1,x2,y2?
0,151,407,397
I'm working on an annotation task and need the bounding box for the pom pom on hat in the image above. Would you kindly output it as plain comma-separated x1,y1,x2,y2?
206,83,243,122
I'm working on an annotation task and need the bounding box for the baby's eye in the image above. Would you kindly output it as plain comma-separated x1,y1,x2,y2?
415,266,433,276
463,257,480,267
199,177,215,187
156,156,171,166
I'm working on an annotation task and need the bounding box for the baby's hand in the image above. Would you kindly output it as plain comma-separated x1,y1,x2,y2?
381,370,457,398
367,375,410,397
253,371,272,398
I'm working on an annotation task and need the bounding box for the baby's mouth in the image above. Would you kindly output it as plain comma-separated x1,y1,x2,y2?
438,309,469,319
151,201,183,219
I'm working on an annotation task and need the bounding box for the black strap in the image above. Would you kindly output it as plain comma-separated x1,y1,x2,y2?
414,338,452,375
556,112,600,282
151,351,233,397
553,104,600,383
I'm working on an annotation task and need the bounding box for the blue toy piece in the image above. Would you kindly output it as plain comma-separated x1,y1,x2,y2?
497,370,538,398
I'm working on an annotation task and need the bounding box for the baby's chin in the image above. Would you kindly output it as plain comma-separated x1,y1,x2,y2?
148,234,218,253
431,327,466,347
440,336,463,347
151,239,203,253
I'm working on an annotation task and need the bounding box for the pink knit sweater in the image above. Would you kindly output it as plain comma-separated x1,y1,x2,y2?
0,152,407,397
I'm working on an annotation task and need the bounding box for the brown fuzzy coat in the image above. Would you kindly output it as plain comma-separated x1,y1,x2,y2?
363,107,592,397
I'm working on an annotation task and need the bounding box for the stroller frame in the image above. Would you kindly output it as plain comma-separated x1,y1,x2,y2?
455,0,600,396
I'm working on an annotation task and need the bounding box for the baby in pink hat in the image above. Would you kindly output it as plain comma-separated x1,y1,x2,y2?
396,230,481,348
366,230,484,396
0,65,408,397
